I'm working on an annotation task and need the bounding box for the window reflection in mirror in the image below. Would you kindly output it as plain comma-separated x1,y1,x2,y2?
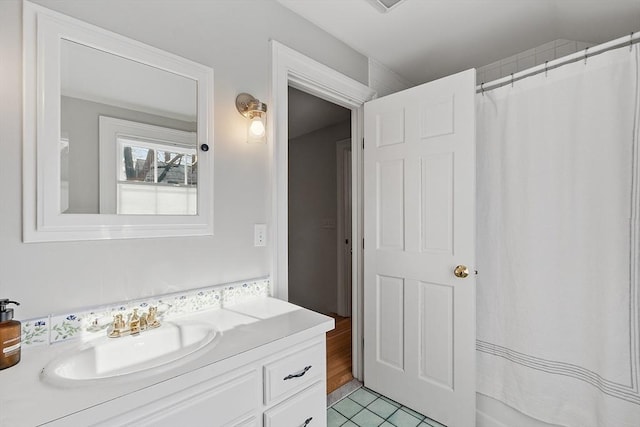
115,127,197,215
59,39,198,215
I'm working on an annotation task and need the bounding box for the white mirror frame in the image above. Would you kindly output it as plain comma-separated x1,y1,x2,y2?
23,2,213,242
23,2,214,242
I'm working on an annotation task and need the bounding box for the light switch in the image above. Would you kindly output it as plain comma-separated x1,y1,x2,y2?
254,223,267,247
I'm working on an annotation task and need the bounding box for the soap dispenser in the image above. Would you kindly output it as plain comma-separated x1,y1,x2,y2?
0,299,21,370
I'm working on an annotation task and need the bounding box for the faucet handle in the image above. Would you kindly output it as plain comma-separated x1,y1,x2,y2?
129,309,141,334
147,306,160,328
108,314,125,338
139,312,148,330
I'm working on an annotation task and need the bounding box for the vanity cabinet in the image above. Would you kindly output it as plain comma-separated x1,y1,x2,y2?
43,336,327,427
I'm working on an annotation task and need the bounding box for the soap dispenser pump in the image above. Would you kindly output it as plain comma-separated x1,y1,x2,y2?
0,299,21,370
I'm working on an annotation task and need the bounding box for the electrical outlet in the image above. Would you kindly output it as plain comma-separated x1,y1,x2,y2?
254,224,267,247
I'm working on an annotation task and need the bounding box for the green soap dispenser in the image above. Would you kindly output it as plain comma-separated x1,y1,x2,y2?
0,299,21,370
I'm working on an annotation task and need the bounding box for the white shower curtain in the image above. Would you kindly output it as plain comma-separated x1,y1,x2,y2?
476,45,640,427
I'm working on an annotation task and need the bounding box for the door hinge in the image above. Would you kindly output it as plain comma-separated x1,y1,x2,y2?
362,238,365,249
362,138,365,150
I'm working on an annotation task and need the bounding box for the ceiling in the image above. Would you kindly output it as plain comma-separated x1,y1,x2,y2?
277,0,640,85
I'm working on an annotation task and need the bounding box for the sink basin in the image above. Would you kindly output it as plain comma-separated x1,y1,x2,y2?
41,321,220,386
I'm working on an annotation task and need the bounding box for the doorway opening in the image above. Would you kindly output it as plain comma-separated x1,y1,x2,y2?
270,40,376,393
287,86,353,393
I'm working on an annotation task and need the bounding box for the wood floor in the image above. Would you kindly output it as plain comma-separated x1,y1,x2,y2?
326,314,353,394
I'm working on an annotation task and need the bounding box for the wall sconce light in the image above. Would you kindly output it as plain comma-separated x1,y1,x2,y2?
236,93,267,143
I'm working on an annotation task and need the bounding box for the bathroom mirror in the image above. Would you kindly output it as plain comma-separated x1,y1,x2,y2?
23,2,214,241
61,39,198,215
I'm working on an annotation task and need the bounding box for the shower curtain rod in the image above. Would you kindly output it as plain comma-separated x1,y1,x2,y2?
476,31,640,93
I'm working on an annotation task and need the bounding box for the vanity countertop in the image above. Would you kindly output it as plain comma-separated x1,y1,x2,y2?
0,297,334,427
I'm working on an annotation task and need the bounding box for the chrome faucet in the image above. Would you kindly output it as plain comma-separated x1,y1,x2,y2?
108,307,161,338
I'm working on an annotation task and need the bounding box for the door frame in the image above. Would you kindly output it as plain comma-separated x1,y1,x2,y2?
270,41,376,380
336,138,352,317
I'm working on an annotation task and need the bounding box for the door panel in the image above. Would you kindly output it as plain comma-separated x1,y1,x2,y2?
418,280,454,388
364,69,476,427
421,153,454,253
377,159,405,250
420,96,455,138
376,274,405,370
376,108,405,147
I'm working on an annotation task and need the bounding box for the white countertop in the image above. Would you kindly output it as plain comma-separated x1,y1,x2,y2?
0,297,334,427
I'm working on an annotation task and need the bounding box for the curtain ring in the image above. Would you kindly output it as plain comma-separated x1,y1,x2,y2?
584,47,589,65
544,61,549,77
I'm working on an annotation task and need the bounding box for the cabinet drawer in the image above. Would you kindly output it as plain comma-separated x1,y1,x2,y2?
263,381,325,427
263,342,324,405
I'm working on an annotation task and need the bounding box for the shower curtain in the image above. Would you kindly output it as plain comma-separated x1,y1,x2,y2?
476,45,640,427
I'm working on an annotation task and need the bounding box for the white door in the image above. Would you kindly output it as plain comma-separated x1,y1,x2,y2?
364,69,476,427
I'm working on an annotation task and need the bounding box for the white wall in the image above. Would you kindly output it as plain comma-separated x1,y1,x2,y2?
0,0,368,319
476,39,595,84
288,120,351,315
368,57,414,97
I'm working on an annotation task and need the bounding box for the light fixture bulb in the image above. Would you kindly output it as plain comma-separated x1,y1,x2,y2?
249,116,265,138
236,93,267,143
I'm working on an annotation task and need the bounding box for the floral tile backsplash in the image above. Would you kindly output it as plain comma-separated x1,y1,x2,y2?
21,277,270,349
21,318,49,347
50,314,83,343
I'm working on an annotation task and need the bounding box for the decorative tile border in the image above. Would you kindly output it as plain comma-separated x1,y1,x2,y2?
221,278,271,308
20,277,270,349
50,313,83,343
21,317,49,347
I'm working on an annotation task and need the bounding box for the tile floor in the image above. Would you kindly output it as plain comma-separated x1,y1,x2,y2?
327,387,446,427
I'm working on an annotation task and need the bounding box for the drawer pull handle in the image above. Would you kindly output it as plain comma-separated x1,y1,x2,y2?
283,365,312,380
302,417,313,426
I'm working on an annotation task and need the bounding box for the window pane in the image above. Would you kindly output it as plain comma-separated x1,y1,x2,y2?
121,145,154,182
156,150,186,184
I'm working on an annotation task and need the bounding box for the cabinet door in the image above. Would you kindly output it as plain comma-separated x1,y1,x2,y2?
97,369,260,427
263,381,325,427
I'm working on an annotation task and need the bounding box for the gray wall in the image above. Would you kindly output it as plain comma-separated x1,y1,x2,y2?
288,120,351,315
61,96,196,214
0,0,368,319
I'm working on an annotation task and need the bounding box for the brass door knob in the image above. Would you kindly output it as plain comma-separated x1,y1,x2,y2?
454,265,469,278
